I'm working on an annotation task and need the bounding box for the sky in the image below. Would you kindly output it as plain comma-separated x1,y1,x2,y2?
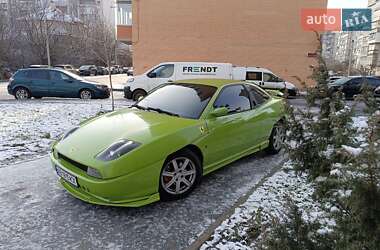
328,0,368,8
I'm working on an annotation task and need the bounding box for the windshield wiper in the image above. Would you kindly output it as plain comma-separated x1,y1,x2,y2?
131,104,147,110
146,107,179,117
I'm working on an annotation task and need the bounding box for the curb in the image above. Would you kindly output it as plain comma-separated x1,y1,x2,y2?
187,160,285,250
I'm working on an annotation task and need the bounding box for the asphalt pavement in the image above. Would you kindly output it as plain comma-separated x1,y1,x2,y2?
0,152,283,250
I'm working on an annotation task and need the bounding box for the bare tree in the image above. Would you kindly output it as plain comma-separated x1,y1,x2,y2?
86,15,117,110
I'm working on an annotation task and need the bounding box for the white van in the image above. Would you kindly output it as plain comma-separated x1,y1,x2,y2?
124,62,298,100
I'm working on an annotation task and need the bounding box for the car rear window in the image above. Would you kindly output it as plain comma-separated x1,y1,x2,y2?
13,70,29,79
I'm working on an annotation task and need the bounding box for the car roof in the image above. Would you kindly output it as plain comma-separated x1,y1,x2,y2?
174,78,243,87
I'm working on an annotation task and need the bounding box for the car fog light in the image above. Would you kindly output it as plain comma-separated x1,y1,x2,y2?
87,167,102,179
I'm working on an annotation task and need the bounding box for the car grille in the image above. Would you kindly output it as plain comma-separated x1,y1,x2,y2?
58,153,88,173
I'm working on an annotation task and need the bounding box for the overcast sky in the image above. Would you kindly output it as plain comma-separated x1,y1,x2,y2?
328,0,368,8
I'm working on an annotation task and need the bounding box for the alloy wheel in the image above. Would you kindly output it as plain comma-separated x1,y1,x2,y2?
161,157,197,195
272,125,285,151
80,90,92,99
15,88,29,100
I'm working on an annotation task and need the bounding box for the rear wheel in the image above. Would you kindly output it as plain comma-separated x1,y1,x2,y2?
266,121,285,154
132,89,147,101
79,89,93,100
159,149,202,201
14,87,31,100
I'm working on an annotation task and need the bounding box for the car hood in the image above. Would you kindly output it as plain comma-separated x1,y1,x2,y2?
56,108,199,162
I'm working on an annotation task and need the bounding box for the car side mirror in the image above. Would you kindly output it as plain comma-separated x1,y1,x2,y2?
65,79,73,83
209,107,229,118
147,72,157,78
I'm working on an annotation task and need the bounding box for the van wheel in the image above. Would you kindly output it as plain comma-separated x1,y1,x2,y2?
79,89,93,100
132,89,147,101
159,149,202,201
14,87,31,100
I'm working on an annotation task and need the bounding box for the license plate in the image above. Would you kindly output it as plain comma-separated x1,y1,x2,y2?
56,165,78,187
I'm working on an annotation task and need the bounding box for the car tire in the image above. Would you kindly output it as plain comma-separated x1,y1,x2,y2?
79,89,93,100
14,87,31,100
266,121,285,154
132,89,147,101
159,149,202,201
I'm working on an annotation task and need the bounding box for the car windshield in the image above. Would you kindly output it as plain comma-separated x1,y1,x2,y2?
136,83,217,119
330,77,350,85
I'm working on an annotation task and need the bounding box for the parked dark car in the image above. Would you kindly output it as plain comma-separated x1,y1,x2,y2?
374,86,380,99
54,64,79,75
97,66,109,75
328,76,380,99
7,68,110,100
79,65,97,76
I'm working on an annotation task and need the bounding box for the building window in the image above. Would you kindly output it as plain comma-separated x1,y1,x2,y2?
117,1,132,25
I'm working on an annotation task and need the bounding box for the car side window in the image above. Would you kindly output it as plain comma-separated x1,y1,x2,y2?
246,71,262,81
347,78,363,86
245,84,269,106
29,70,49,80
148,64,174,78
50,71,70,81
213,85,251,114
366,78,380,87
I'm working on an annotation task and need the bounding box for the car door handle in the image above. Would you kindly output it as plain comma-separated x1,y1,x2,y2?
168,80,174,82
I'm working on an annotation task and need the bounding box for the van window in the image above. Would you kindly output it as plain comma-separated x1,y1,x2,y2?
246,72,262,81
29,70,49,80
214,85,251,113
148,64,174,78
263,73,280,82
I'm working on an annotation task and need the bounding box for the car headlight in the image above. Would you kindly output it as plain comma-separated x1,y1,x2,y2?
61,127,79,141
95,85,106,90
127,78,134,83
96,139,140,161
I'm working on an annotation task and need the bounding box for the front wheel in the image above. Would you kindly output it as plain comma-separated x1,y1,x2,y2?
159,149,202,201
266,121,285,154
79,89,93,100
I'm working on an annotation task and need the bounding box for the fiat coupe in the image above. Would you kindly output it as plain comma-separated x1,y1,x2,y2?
51,79,285,207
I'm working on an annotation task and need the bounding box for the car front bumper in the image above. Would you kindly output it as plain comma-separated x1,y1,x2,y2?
50,153,162,207
124,86,133,99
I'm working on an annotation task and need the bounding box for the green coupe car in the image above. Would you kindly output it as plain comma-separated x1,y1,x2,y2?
51,79,286,207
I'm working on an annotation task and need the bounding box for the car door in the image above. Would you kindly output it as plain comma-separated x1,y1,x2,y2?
49,71,77,97
146,64,175,91
343,78,363,98
29,69,51,97
263,72,286,90
246,71,264,87
244,84,274,146
203,84,253,167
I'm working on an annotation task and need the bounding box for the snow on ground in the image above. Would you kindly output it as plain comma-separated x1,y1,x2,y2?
0,98,132,167
201,163,332,249
201,116,370,249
